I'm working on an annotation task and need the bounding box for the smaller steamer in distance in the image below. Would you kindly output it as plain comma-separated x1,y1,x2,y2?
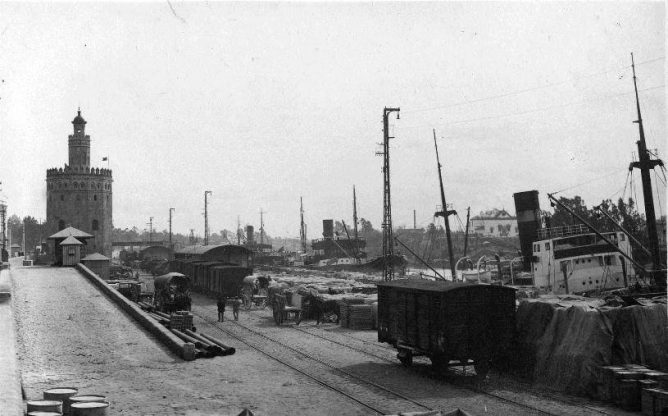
377,279,516,377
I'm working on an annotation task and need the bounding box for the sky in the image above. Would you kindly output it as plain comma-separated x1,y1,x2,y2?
0,1,665,239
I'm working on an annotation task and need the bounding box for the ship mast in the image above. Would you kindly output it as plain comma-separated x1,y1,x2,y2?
433,129,457,280
299,197,307,253
628,53,666,282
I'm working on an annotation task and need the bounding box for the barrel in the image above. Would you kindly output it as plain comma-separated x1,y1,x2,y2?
26,400,63,413
44,387,78,415
71,402,109,416
69,395,108,407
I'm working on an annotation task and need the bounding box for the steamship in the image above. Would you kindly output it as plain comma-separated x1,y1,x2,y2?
310,219,407,271
514,191,634,294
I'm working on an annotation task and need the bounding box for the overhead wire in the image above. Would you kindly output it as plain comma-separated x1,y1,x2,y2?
397,84,665,131
402,56,664,115
551,169,627,195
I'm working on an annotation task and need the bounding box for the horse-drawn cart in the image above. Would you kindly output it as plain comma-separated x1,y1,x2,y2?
271,293,302,325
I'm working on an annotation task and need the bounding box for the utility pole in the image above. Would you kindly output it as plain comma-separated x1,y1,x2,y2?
413,209,416,230
169,208,175,251
628,53,665,278
204,190,212,245
377,107,400,281
0,201,6,257
259,208,265,246
433,129,457,281
237,216,241,245
300,197,307,253
353,186,360,262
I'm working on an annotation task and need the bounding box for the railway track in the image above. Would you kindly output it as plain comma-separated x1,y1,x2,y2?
192,307,433,415
242,307,611,416
289,322,610,416
191,306,565,416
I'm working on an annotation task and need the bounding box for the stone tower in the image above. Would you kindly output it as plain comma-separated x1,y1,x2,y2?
46,110,113,256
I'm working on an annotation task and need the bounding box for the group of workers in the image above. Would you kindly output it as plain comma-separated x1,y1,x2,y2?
217,296,241,322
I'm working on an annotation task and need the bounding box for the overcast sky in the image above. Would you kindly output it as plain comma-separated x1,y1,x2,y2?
0,2,664,239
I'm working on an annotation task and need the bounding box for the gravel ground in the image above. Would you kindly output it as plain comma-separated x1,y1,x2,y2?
11,262,637,415
11,263,371,415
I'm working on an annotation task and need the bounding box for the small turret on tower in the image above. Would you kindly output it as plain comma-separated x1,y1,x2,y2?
68,108,91,169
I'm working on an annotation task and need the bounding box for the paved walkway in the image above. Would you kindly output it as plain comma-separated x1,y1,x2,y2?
0,262,23,415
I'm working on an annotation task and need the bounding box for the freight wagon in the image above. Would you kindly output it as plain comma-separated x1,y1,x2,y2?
170,244,253,299
377,279,516,377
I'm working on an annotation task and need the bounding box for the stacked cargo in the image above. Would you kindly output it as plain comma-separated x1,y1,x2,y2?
169,311,194,332
595,364,668,414
337,297,366,329
348,304,374,330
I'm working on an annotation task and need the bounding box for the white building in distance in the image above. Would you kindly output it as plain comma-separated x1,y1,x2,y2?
470,209,518,238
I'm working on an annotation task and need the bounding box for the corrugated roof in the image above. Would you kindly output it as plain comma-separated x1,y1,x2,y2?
81,252,110,261
60,236,83,245
48,226,93,239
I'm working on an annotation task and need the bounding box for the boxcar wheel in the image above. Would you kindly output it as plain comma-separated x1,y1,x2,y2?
243,294,252,310
397,349,413,367
430,354,449,374
474,358,491,378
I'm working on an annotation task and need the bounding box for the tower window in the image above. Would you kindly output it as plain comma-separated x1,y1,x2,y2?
60,195,64,201
93,195,97,201
92,220,99,231
74,182,78,189
58,220,65,230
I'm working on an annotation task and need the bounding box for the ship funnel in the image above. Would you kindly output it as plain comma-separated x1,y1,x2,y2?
513,190,541,272
322,220,334,239
246,225,254,244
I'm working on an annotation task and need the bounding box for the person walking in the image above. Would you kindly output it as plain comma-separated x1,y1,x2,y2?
232,297,241,321
217,296,226,322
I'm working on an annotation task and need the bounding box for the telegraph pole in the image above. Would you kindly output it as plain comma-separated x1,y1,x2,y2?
377,107,400,281
353,186,360,262
169,208,175,251
300,197,307,253
237,216,241,245
204,190,212,245
628,53,665,278
259,208,265,246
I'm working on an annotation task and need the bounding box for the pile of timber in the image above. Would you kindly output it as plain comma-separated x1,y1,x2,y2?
136,302,235,359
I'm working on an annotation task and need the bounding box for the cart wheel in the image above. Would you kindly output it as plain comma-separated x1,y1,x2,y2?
474,358,491,378
273,305,281,325
397,349,413,367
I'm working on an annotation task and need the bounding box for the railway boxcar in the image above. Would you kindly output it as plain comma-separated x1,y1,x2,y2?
171,244,253,299
377,279,516,377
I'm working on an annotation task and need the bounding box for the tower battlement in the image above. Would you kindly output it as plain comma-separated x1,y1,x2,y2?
46,167,113,177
